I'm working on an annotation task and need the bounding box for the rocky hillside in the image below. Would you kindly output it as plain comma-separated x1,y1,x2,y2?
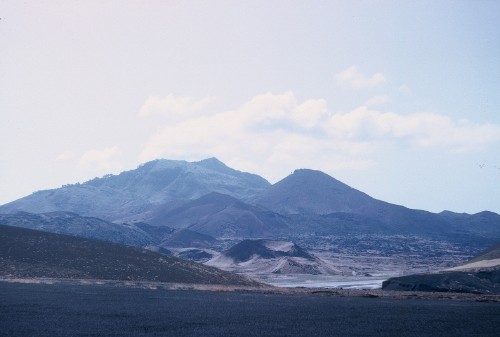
1,157,499,268
255,169,377,215
256,169,500,238
0,158,269,222
0,224,260,286
0,211,152,246
447,241,500,271
207,239,339,275
224,239,314,262
382,241,500,294
148,192,289,238
381,270,500,294
2,158,499,240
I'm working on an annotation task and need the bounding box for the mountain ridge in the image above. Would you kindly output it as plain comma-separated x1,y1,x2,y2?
0,158,270,222
1,157,499,242
1,157,499,281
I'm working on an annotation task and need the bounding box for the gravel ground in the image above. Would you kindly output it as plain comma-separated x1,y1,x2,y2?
1,281,499,337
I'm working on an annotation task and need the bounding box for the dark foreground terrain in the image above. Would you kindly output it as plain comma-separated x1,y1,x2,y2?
1,282,499,337
382,269,500,294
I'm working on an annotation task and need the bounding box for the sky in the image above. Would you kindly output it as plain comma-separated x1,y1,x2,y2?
1,0,500,214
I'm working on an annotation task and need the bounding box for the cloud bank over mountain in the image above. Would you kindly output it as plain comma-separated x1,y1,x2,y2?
2,1,500,214
138,89,500,183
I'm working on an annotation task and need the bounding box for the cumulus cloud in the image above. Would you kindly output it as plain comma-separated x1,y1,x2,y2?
365,95,389,107
139,92,500,181
336,65,386,89
326,107,500,152
138,94,213,119
79,146,122,172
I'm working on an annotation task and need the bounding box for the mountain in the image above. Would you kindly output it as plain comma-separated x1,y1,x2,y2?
159,229,217,248
382,241,500,294
256,169,377,215
147,192,289,238
0,224,260,287
0,211,152,246
256,169,500,238
1,157,499,272
207,239,339,275
177,249,214,262
0,158,270,222
0,212,218,250
2,159,499,240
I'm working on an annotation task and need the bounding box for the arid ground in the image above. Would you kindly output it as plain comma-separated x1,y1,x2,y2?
1,281,499,337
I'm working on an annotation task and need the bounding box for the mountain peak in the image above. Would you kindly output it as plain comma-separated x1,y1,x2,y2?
256,168,374,215
0,157,270,221
194,157,230,172
282,168,354,193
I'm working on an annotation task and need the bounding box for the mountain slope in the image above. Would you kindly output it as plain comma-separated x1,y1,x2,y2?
0,158,270,222
148,192,289,238
257,169,500,237
447,241,500,271
208,239,339,275
256,169,377,215
1,158,498,244
0,212,152,246
0,212,221,250
160,229,217,248
0,224,260,286
224,239,314,262
382,241,500,294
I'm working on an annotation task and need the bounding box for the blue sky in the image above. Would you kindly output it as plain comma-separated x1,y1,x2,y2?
1,0,499,214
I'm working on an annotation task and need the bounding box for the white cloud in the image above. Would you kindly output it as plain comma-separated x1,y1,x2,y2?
79,146,122,172
139,92,500,182
138,94,213,119
365,95,389,107
293,99,328,128
326,107,500,152
336,65,386,89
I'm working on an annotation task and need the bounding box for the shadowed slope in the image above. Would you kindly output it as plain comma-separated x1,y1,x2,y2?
0,225,260,286
149,192,289,238
256,169,376,215
382,242,500,294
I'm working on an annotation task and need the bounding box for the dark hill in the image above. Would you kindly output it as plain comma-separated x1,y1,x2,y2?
224,239,313,263
160,229,217,248
382,270,500,294
382,241,500,294
0,212,152,246
0,224,260,286
148,192,289,238
468,241,500,263
256,169,377,215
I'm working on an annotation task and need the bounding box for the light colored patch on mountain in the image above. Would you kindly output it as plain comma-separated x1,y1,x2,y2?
262,240,294,252
446,258,500,271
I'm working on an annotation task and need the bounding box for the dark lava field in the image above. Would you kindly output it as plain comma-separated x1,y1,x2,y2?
1,282,499,337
